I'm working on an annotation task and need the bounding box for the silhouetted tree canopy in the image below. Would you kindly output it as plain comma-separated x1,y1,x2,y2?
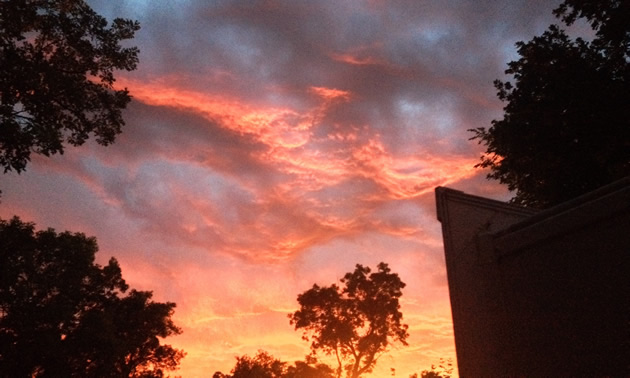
289,263,408,378
0,217,184,377
554,0,630,57
470,0,630,208
212,351,334,378
0,0,139,173
219,351,285,378
410,358,454,378
284,358,335,378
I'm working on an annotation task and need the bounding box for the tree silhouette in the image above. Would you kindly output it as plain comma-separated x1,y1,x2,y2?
215,351,285,378
289,263,408,378
284,357,335,378
213,351,334,378
469,0,629,208
0,217,184,377
410,358,454,378
0,0,139,173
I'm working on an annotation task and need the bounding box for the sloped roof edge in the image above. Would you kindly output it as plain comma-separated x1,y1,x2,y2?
491,176,630,256
435,186,537,224
494,176,630,237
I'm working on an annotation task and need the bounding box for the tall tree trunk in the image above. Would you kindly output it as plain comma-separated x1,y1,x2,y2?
350,357,361,378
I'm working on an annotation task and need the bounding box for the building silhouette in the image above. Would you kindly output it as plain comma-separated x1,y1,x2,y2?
436,178,630,376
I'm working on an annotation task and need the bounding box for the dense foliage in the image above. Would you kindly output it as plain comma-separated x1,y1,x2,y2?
0,217,184,377
470,0,629,208
0,0,139,173
213,351,335,378
289,263,408,378
410,358,454,378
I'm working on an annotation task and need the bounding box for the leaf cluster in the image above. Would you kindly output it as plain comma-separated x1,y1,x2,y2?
554,0,630,58
0,217,184,377
0,0,140,172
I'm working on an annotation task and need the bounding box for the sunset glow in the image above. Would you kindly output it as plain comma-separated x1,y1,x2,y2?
0,1,564,376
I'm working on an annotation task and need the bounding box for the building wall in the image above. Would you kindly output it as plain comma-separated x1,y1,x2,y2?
436,179,630,377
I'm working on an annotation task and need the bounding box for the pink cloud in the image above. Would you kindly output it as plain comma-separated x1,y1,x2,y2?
0,1,567,376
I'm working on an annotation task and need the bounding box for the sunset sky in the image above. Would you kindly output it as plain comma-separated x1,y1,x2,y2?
0,1,572,376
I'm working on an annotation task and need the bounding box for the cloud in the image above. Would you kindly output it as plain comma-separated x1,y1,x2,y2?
1,0,567,376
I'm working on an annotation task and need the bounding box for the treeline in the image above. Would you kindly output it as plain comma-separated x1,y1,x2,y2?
2,0,627,376
212,351,453,378
0,217,410,377
0,217,184,377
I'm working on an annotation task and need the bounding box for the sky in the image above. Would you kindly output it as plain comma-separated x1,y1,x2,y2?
1,1,568,376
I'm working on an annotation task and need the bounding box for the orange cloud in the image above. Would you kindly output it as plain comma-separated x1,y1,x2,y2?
309,86,352,101
350,138,478,199
331,52,381,66
1,2,564,377
117,77,313,151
